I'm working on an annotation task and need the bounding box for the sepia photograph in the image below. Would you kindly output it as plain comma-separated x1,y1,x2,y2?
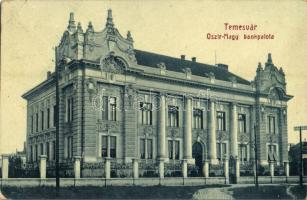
0,0,306,199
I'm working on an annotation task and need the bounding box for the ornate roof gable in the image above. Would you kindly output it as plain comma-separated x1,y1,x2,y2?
255,53,291,101
56,10,137,69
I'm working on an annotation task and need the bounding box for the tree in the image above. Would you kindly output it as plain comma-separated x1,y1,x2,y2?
289,144,300,176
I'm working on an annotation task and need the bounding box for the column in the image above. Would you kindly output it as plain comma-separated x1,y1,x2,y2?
269,161,274,177
158,93,166,159
231,103,238,158
1,155,9,179
284,161,289,177
184,96,193,162
209,100,217,164
74,156,81,179
202,159,209,177
132,158,139,179
39,155,47,179
158,159,164,179
182,159,188,178
105,158,111,179
224,158,229,178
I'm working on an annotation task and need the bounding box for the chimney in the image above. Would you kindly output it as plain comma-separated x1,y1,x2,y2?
181,55,185,60
47,71,51,79
217,63,228,71
192,57,196,62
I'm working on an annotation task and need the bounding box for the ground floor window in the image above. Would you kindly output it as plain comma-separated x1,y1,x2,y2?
267,144,278,161
52,140,56,160
168,139,180,160
238,144,248,162
35,144,38,161
30,145,33,162
65,136,73,159
101,135,117,158
140,138,153,159
46,142,50,161
216,142,227,161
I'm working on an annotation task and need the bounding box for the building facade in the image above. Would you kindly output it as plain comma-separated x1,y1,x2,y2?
22,10,293,177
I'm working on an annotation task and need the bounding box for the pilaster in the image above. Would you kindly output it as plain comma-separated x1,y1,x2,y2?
209,100,218,164
230,103,238,158
184,96,193,163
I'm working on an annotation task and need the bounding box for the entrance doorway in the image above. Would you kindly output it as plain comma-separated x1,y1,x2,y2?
192,142,203,176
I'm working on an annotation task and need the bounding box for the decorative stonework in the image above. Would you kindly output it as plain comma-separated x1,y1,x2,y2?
97,121,120,133
100,54,126,74
167,127,180,138
125,84,137,106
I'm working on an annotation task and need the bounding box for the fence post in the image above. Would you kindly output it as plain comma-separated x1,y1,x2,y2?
158,158,164,179
39,155,47,179
269,161,274,177
132,158,139,179
224,158,229,184
235,157,240,183
182,159,188,178
104,157,111,179
203,159,209,177
74,156,81,179
284,161,289,177
1,154,9,179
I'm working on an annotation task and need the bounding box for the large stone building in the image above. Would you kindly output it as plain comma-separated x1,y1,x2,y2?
22,10,293,177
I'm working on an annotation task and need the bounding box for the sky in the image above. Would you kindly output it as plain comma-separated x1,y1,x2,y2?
1,0,307,154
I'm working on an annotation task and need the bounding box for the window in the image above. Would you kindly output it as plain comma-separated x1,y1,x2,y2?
175,141,180,160
102,96,108,120
101,97,117,121
217,111,226,131
53,105,56,127
147,139,153,159
109,97,117,121
101,136,108,157
41,111,44,130
238,114,246,133
193,109,203,129
268,144,278,161
66,97,74,122
217,142,227,160
110,136,116,158
268,116,276,134
140,139,145,159
30,145,33,162
36,113,39,132
168,106,179,127
168,140,180,160
238,144,248,162
65,136,73,159
168,140,173,159
140,138,153,159
101,135,117,158
31,115,34,133
140,102,152,125
35,144,38,161
46,142,50,161
40,143,44,156
47,108,50,129
52,141,56,160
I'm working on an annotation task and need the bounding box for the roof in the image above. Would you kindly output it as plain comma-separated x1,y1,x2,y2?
134,49,251,85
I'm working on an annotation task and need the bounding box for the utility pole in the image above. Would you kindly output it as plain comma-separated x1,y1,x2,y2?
294,125,307,187
254,124,259,188
55,47,60,191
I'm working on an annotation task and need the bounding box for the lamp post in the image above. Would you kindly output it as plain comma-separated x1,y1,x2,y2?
55,48,60,190
254,124,259,188
294,125,307,187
